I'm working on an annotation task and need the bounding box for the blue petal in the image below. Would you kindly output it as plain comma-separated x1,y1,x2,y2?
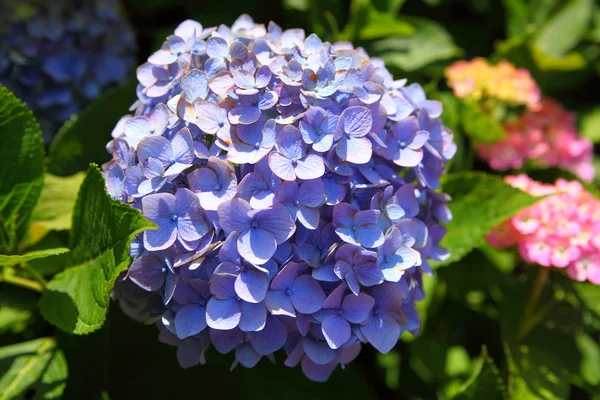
206,298,241,330
249,316,287,355
175,305,207,339
321,315,351,349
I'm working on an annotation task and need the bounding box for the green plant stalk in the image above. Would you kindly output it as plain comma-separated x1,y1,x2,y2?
517,267,549,341
0,274,44,293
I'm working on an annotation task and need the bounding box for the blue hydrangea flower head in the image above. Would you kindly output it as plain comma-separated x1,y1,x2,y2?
0,0,136,140
106,14,455,382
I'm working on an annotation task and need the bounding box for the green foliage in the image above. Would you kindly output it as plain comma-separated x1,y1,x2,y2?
27,173,85,246
39,165,154,334
459,99,507,143
0,85,45,254
494,34,591,93
451,347,507,399
371,16,462,73
0,338,66,400
580,106,600,143
0,248,69,266
434,172,541,267
48,79,137,177
0,287,37,334
505,342,570,400
534,0,593,57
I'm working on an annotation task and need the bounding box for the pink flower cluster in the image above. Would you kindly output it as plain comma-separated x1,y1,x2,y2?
445,58,541,110
487,175,600,284
476,98,595,182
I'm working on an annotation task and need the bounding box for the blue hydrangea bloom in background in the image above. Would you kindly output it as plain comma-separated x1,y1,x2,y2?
106,15,456,382
0,0,136,140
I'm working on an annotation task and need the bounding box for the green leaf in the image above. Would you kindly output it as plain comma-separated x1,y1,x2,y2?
0,338,60,400
503,0,530,37
575,333,600,387
47,79,136,177
433,172,541,267
0,85,45,254
372,0,405,13
32,348,68,400
0,286,37,334
460,99,507,143
0,248,69,266
39,165,154,334
579,107,600,143
534,0,593,57
372,17,462,72
494,35,591,92
505,342,569,400
357,10,414,40
27,173,85,245
451,347,507,399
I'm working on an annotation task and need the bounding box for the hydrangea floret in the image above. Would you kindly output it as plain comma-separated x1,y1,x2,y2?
106,15,455,381
475,98,595,182
444,57,541,111
0,0,136,139
487,175,600,284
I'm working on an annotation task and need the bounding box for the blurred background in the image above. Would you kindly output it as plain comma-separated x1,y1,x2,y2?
1,0,599,399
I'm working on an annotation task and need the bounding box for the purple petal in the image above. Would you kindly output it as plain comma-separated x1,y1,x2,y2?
128,255,165,291
255,203,296,243
265,290,295,317
276,125,306,160
176,340,205,369
301,358,337,382
239,301,267,332
235,270,269,303
303,338,337,365
355,225,385,248
290,275,326,314
195,101,225,134
211,328,244,354
237,228,277,265
336,136,372,164
206,298,241,330
268,152,296,181
295,154,325,180
217,198,251,234
339,106,372,137
342,293,375,323
249,316,287,355
206,37,229,58
321,315,351,349
297,206,320,229
332,203,357,229
208,71,235,96
270,262,298,291
175,305,207,339
394,148,423,167
209,271,237,299
234,343,262,368
228,105,261,125
361,315,401,353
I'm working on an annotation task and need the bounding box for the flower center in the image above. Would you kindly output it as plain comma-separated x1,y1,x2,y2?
254,141,261,149
285,289,292,296
400,141,406,148
293,200,300,206
170,214,179,222
214,183,221,190
251,221,259,228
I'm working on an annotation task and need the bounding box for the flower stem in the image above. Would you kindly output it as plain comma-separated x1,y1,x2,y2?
0,274,44,293
517,267,549,341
